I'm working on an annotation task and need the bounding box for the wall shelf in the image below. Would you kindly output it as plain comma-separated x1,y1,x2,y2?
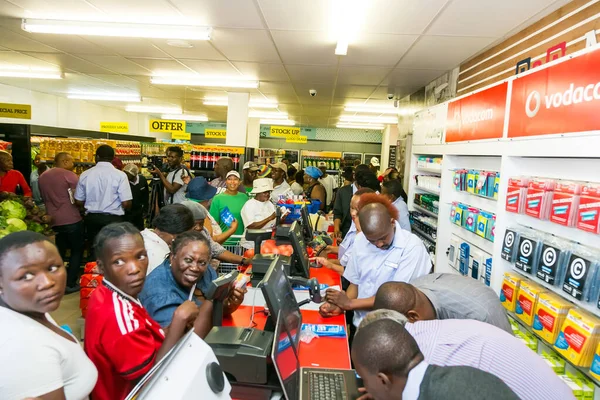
415,185,440,195
413,204,439,218
412,226,436,243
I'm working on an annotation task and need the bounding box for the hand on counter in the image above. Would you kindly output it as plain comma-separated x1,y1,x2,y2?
319,302,343,318
325,288,352,310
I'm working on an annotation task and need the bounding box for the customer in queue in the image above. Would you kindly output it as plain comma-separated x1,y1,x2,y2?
291,169,305,195
352,318,519,400
240,178,277,250
75,145,132,257
209,170,248,240
211,157,245,195
374,273,512,333
0,150,32,196
140,231,246,328
242,161,260,194
150,146,190,205
333,164,370,239
325,195,431,328
85,223,211,400
123,164,149,231
359,309,574,400
304,166,326,211
381,179,411,232
0,231,97,400
318,161,338,211
141,204,195,274
39,152,85,293
270,162,293,203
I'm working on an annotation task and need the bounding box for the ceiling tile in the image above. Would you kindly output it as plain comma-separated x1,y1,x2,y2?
294,83,334,105
231,62,289,82
176,60,240,76
334,85,377,98
149,39,225,61
362,0,448,34
285,65,337,84
0,50,60,70
0,27,59,52
342,34,418,67
397,36,496,70
211,28,280,63
169,0,264,29
337,66,390,86
85,0,181,22
78,55,152,75
382,68,446,87
84,74,141,90
271,31,337,65
0,0,99,19
257,0,328,31
0,2,25,18
82,37,168,58
25,52,113,74
126,58,194,74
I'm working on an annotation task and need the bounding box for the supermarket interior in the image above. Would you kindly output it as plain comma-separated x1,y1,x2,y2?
2,0,600,399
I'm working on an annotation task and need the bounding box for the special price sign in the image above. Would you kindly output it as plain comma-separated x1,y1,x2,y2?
445,82,508,142
509,48,600,138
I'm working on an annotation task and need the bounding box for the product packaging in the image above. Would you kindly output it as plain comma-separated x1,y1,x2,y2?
506,177,529,214
554,309,600,367
301,324,346,338
515,231,543,275
577,183,600,234
500,272,522,312
501,227,521,263
469,248,486,280
459,242,470,276
541,349,566,374
533,292,572,344
487,215,496,242
220,206,235,227
464,207,479,233
494,173,501,200
448,235,461,270
466,170,478,194
561,244,600,302
565,371,595,400
483,256,492,287
590,342,600,381
536,236,571,287
550,180,582,227
453,169,467,191
515,329,538,351
559,376,584,400
450,202,467,227
525,178,556,220
476,211,494,239
516,281,546,326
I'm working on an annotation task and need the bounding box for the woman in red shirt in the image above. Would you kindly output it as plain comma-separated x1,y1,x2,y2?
0,151,31,196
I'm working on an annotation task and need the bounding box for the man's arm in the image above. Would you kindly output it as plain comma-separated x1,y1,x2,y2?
246,213,276,229
121,200,132,210
153,168,183,194
117,173,133,210
325,284,374,311
17,171,32,197
333,187,345,238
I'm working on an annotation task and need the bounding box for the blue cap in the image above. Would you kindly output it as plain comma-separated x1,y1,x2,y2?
305,166,323,179
186,176,217,201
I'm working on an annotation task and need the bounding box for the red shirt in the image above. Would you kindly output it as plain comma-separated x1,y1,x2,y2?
0,169,32,196
84,280,165,400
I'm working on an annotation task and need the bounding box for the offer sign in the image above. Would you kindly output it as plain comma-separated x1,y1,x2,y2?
445,82,508,142
509,48,600,137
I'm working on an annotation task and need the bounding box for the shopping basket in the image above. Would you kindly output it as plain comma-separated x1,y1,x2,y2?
217,234,245,276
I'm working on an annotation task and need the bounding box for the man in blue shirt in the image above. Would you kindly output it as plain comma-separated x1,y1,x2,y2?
381,179,411,232
325,195,431,329
75,145,132,257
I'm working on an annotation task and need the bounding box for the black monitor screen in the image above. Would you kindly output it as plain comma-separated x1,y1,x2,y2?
288,221,310,277
300,205,313,242
272,310,300,400
260,256,302,351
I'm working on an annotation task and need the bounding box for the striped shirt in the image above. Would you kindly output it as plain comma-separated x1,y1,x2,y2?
405,319,575,400
410,273,512,333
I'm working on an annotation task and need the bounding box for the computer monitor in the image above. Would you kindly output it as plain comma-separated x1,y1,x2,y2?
272,310,301,400
300,205,313,242
259,255,302,350
288,220,310,278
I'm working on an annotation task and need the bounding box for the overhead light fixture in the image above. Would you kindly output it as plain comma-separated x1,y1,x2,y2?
203,97,278,108
249,111,288,119
331,0,368,56
68,93,141,102
260,119,295,126
344,105,398,114
339,115,398,124
22,19,212,40
0,69,63,79
126,104,182,114
337,123,385,130
151,76,259,89
161,114,208,122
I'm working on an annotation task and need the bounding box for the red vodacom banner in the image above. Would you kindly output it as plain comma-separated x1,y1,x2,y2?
509,48,600,138
445,82,508,143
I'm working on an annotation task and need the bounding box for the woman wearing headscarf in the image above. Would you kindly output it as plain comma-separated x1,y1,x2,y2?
304,166,326,211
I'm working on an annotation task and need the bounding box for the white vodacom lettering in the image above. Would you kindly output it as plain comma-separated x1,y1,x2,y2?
526,82,600,118
453,108,493,128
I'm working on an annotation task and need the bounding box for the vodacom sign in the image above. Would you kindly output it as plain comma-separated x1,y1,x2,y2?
509,48,600,138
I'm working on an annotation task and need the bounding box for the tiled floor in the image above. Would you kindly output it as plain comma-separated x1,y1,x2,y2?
51,292,84,340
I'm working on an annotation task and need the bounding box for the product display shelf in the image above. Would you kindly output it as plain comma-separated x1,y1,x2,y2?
452,190,498,212
449,223,495,255
416,167,442,174
412,226,436,243
506,310,600,388
414,185,440,195
413,204,438,218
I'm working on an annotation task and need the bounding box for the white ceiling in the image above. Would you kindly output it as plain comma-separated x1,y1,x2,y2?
0,0,571,127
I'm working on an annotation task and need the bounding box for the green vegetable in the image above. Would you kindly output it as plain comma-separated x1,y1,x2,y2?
7,218,27,232
0,200,26,220
0,229,10,238
27,221,45,233
0,216,7,228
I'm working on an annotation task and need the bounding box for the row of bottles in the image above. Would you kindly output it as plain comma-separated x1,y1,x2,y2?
303,157,340,170
190,151,240,171
36,137,141,163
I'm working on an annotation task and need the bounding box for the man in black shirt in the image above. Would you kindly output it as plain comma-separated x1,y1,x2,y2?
123,164,149,230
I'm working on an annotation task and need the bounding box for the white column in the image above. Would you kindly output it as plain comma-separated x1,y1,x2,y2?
380,124,399,169
225,92,250,147
246,118,260,149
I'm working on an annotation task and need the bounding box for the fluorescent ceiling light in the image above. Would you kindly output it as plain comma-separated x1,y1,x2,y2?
22,19,212,40
344,105,398,114
340,115,398,124
126,105,182,114
0,70,62,79
337,123,385,130
249,111,288,119
151,76,259,88
260,119,295,126
335,39,348,56
203,98,278,108
68,93,141,102
330,0,368,56
161,114,208,122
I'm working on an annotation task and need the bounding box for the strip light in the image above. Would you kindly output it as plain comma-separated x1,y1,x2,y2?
68,93,141,102
260,119,295,126
340,115,398,124
126,105,182,114
22,19,212,40
151,76,259,89
249,111,288,119
203,98,278,108
0,70,63,79
344,105,398,114
336,123,385,130
331,0,368,56
161,114,208,122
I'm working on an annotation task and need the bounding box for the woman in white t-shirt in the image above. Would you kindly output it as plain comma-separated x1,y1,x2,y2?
0,231,97,400
240,178,277,249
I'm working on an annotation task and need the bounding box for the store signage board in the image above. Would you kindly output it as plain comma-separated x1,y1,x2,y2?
149,119,185,134
171,131,191,140
0,103,31,119
100,122,129,133
286,135,308,144
205,129,226,139
509,48,600,138
413,103,447,145
445,82,508,142
271,126,301,138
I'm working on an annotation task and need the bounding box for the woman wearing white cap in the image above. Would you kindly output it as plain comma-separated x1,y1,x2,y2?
240,178,278,249
208,171,248,243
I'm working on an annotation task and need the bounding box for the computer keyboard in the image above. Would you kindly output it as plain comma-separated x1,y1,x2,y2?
309,371,347,400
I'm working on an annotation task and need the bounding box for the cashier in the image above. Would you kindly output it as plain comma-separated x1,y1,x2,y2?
325,194,431,328
140,231,247,328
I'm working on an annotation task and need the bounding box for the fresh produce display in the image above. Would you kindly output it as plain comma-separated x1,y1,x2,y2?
0,192,54,237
